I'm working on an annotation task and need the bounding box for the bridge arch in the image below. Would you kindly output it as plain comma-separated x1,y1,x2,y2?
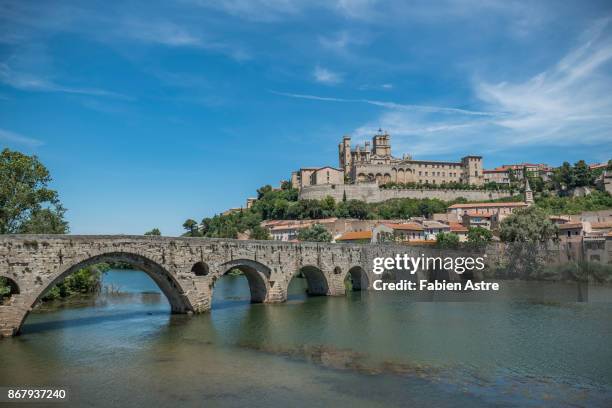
344,266,369,291
217,259,271,303
292,265,329,296
9,251,194,337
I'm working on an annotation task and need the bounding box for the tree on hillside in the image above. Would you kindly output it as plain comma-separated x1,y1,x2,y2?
466,226,493,249
436,232,460,249
144,228,161,236
0,148,68,234
341,199,369,219
552,161,575,191
297,224,332,242
573,160,593,187
250,225,271,240
499,206,557,243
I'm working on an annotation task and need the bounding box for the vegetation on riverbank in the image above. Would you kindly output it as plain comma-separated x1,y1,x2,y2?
41,264,109,301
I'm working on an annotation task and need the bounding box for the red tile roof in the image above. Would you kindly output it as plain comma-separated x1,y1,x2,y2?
449,223,468,232
448,202,527,209
383,222,424,231
336,231,372,241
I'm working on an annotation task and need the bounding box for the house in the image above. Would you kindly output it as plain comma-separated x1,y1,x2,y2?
590,221,612,236
557,222,584,241
483,168,510,185
447,202,528,223
261,218,378,242
461,212,497,230
372,222,425,243
421,220,450,240
449,223,469,241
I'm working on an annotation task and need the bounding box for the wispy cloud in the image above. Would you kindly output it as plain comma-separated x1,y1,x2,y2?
475,17,612,145
276,19,612,157
0,63,131,99
313,66,343,84
270,90,500,116
0,128,43,147
120,20,203,47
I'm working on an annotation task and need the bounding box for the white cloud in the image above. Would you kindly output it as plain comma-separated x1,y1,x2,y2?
0,128,43,147
313,66,343,84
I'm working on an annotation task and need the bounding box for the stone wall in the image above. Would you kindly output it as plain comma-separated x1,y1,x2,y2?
299,183,517,203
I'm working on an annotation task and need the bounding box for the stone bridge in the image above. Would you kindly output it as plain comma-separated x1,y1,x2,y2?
0,235,451,337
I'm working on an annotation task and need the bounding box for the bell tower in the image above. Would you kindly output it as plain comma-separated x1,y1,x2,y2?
338,135,352,176
372,129,391,157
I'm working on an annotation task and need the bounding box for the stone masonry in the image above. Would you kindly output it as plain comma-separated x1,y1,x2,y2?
299,183,517,203
0,235,446,337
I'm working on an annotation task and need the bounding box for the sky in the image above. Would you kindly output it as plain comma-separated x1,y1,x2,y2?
1,0,611,236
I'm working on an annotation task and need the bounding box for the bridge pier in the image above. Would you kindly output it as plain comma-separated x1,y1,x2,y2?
327,272,348,296
0,295,33,337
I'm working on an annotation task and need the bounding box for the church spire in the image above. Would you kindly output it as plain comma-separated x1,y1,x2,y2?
525,177,534,206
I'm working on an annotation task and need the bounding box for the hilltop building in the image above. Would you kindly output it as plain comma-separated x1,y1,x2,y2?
291,131,484,189
338,130,484,186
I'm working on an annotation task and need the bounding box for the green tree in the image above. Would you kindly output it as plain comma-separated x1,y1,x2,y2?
0,148,68,234
297,224,332,242
18,206,69,234
250,225,271,240
144,228,161,236
182,219,199,236
42,265,106,301
342,199,369,219
436,232,460,249
499,206,557,243
466,226,493,249
552,161,575,190
321,196,336,217
573,160,593,187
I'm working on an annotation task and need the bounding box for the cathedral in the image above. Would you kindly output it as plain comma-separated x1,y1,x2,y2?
292,131,484,190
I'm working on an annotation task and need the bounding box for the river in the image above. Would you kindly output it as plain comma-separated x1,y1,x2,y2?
1,269,611,407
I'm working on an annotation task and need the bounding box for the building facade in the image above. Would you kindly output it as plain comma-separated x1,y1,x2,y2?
338,131,484,186
291,166,344,190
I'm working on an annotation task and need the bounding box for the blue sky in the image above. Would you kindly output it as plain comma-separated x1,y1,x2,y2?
1,0,611,236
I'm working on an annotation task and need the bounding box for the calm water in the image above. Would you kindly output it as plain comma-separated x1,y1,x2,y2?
1,269,612,407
